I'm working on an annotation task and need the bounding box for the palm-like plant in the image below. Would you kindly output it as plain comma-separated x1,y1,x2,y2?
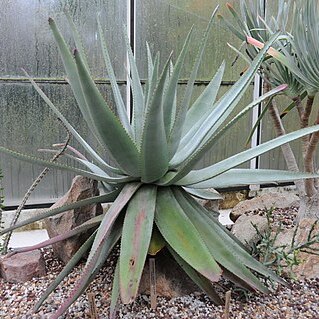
223,0,319,219
1,8,319,318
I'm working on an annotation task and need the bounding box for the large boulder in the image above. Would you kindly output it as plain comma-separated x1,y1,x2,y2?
231,214,268,248
45,176,103,264
0,250,46,283
292,218,319,279
266,218,319,279
138,250,198,298
231,192,299,221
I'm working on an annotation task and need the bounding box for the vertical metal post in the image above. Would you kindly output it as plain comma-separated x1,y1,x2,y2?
249,0,267,193
126,0,136,120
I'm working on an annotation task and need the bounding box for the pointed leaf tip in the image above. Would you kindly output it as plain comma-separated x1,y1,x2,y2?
226,2,233,9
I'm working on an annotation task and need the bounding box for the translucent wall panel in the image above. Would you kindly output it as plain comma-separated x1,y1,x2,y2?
193,85,254,170
135,0,247,82
0,82,126,206
0,0,127,78
0,0,127,205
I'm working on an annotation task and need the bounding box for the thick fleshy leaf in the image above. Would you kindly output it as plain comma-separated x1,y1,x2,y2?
123,29,145,144
34,231,96,312
181,189,285,284
180,61,225,140
110,259,120,319
74,49,140,176
175,84,287,167
168,33,281,172
49,18,100,138
168,7,218,157
89,183,141,260
51,185,131,319
0,191,118,236
163,27,193,138
155,187,222,282
168,246,223,305
0,146,135,184
247,36,313,88
98,18,132,136
183,187,223,200
119,185,157,303
186,168,319,189
148,226,166,256
177,124,319,185
174,188,271,293
7,215,103,255
24,71,121,175
140,58,171,182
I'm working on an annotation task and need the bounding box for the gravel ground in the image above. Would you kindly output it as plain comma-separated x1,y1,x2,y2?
1,207,319,319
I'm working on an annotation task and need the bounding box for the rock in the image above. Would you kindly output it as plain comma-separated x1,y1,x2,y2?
0,250,46,283
219,191,249,210
273,228,295,250
139,250,199,298
231,214,268,248
292,218,319,279
231,192,299,221
45,176,103,264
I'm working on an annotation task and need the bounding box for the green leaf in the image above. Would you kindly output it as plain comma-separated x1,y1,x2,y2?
98,18,132,136
180,61,225,140
186,168,319,189
48,18,98,137
110,259,120,319
155,187,222,282
34,230,97,313
171,84,287,169
168,246,223,305
178,124,319,185
148,226,166,256
0,191,119,236
168,33,281,173
168,7,218,157
123,29,145,145
162,27,193,139
51,216,123,319
8,214,103,253
119,185,157,303
0,146,135,184
74,49,140,176
245,97,272,147
174,188,273,292
89,182,141,261
183,187,223,200
24,71,121,175
140,57,171,183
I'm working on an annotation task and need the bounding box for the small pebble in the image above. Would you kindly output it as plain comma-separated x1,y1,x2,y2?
0,207,318,318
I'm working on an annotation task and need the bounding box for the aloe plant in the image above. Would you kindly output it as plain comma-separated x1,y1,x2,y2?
1,8,319,318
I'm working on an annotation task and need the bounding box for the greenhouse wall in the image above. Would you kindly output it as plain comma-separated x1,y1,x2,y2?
0,0,296,206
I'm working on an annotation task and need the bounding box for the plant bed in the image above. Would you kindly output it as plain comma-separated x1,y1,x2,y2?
1,207,319,319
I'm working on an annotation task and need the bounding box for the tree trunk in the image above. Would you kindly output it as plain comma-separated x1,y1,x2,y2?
298,193,319,221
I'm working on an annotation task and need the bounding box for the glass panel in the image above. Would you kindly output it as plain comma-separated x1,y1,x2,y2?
0,0,127,78
259,94,317,170
168,83,253,170
135,0,247,82
193,84,254,169
0,82,126,205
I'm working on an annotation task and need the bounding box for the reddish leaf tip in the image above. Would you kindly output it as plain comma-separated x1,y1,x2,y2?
226,2,233,9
